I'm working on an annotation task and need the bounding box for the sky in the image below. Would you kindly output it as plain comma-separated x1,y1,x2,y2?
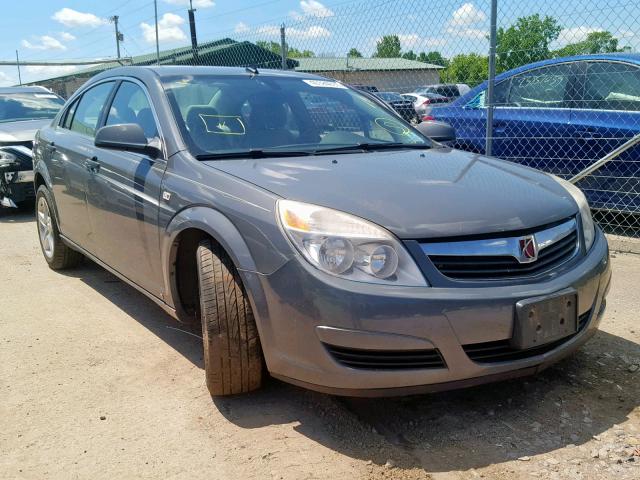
0,0,638,87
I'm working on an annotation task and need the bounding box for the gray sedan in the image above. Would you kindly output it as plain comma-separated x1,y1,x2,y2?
33,66,610,397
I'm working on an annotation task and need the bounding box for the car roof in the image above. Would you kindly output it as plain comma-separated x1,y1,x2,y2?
91,65,327,82
0,85,56,94
495,52,640,82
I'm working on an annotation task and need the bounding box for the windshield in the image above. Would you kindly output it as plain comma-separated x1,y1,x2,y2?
162,75,428,157
0,92,64,123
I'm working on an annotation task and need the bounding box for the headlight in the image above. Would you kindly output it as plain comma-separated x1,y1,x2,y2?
553,177,596,251
277,200,427,286
0,151,17,167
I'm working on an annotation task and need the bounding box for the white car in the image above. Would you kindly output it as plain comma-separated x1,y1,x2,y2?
413,83,471,103
401,92,449,118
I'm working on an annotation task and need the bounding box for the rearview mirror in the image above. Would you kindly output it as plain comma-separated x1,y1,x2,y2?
415,120,456,144
95,123,160,158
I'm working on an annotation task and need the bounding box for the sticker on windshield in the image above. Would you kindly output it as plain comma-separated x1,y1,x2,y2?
34,94,59,98
199,114,246,135
302,79,347,89
374,117,411,136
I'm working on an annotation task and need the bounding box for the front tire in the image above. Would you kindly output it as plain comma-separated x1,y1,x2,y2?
36,186,82,270
196,238,263,396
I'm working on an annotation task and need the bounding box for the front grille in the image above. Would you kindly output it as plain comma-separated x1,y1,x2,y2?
325,344,446,370
462,309,591,363
423,219,579,281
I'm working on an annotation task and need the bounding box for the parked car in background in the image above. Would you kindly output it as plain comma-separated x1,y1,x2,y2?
350,84,379,93
0,86,65,207
414,83,471,102
429,53,640,214
34,66,609,398
374,91,419,122
402,92,449,118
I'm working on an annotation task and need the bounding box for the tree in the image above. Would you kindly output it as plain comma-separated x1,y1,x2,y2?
255,40,281,55
496,14,562,72
347,48,362,58
442,53,488,86
418,51,449,67
554,31,622,57
402,50,417,61
255,40,314,58
288,47,315,58
374,35,401,58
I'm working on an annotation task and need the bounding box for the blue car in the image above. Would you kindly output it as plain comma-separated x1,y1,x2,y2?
430,53,640,214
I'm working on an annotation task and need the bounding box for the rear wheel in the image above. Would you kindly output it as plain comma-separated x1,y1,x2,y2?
36,186,82,270
196,238,263,396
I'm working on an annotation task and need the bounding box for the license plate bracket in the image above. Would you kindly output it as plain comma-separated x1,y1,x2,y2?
512,289,578,350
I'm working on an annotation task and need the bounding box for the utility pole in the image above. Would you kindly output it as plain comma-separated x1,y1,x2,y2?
154,0,160,64
110,15,123,59
485,0,498,156
280,24,287,70
188,0,198,51
15,50,22,86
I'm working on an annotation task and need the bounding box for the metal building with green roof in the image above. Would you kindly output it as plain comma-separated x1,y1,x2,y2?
294,57,444,93
32,38,299,98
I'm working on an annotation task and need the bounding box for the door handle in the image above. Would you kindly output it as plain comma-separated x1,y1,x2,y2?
47,141,56,152
577,129,602,140
493,123,507,134
84,156,100,174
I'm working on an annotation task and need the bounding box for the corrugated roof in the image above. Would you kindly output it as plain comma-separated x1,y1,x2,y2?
31,38,299,84
294,57,444,72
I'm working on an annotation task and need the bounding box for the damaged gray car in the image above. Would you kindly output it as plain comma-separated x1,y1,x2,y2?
0,86,64,208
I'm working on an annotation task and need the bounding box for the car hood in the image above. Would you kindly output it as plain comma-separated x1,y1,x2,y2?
205,147,578,239
0,118,52,144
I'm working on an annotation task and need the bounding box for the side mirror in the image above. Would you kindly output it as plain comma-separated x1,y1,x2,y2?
415,120,456,144
95,123,161,158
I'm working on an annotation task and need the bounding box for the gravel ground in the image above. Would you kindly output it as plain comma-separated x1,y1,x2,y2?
1,206,639,480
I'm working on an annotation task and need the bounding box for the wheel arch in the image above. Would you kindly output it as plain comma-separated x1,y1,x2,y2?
162,206,265,324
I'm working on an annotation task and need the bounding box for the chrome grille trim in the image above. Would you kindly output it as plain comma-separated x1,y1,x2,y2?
421,218,576,259
421,218,580,280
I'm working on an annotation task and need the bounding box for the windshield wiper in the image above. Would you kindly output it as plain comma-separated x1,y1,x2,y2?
313,142,430,154
195,149,314,160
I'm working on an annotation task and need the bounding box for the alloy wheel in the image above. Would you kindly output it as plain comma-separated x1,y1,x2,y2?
37,197,54,259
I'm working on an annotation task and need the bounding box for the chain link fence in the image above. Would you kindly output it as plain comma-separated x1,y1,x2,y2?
26,0,640,248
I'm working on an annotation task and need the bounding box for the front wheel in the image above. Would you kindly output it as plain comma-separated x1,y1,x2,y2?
36,186,82,270
196,238,263,396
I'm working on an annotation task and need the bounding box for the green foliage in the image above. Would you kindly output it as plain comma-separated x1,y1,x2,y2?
442,53,488,86
419,51,449,67
374,35,402,58
347,48,363,58
255,40,281,55
402,50,417,60
289,48,315,58
554,31,623,57
496,14,562,72
255,40,315,58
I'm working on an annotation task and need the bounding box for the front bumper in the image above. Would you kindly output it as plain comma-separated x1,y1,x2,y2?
1,170,35,204
249,228,611,396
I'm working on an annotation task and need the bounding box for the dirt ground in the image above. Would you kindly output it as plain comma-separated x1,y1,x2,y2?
1,206,639,480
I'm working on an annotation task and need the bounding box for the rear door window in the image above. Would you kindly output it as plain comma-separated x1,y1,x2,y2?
436,86,459,97
61,97,79,129
70,82,115,137
581,61,640,111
